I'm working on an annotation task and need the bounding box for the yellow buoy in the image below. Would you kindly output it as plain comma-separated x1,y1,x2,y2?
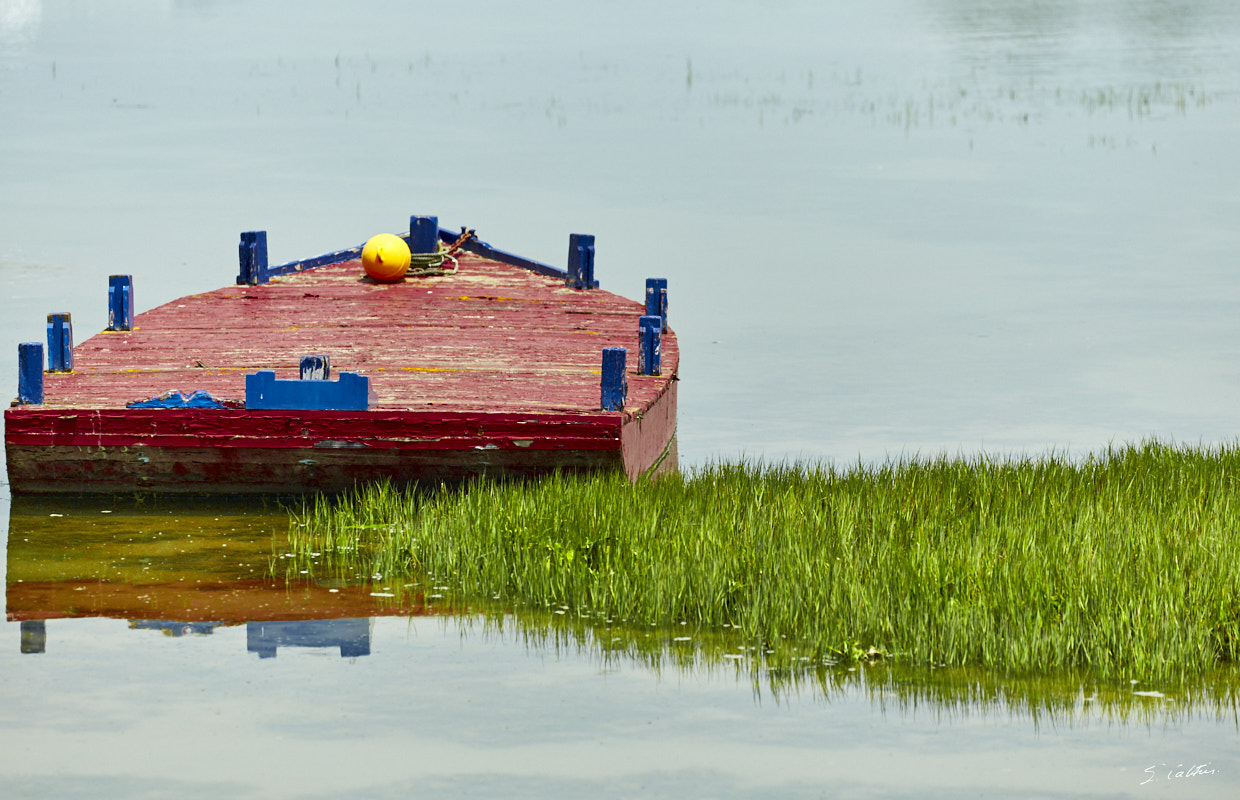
361,233,411,283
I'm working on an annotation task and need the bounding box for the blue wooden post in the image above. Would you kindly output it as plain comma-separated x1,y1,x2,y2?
238,230,269,285
638,315,662,376
567,233,598,290
409,215,439,254
300,354,331,380
645,278,668,331
601,347,627,411
46,313,73,373
107,275,134,331
18,342,44,404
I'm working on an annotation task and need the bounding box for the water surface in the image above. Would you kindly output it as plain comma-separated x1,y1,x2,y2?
3,1,1240,796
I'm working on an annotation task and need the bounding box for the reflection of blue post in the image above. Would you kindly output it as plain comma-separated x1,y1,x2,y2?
18,342,43,404
238,230,269,285
638,315,662,376
409,215,439,254
567,233,597,289
46,313,73,373
20,620,46,654
107,275,134,331
601,347,627,411
645,278,668,331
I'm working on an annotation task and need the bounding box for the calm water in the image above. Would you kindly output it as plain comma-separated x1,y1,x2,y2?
3,0,1240,796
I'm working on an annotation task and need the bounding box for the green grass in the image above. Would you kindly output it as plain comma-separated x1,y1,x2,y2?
286,441,1240,681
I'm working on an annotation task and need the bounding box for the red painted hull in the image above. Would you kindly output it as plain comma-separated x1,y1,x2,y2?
5,249,678,493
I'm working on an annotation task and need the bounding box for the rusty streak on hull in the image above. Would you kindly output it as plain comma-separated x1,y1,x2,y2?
5,251,678,494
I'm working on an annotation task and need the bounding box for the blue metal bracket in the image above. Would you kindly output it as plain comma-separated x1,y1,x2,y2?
238,230,269,285
108,275,134,331
437,226,570,281
601,347,627,411
567,233,599,290
18,342,44,404
46,313,73,373
266,244,363,278
638,315,662,376
246,370,371,411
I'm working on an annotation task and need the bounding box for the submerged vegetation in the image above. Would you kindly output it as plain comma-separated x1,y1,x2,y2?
286,441,1240,682
467,609,1239,724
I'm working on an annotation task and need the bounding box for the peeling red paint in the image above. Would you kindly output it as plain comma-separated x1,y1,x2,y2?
5,253,678,493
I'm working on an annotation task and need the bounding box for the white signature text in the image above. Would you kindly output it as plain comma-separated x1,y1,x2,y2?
1141,762,1217,786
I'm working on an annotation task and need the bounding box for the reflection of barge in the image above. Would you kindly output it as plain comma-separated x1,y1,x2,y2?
5,216,677,494
20,617,377,660
131,620,375,659
6,575,425,624
6,500,429,659
4,498,437,623
248,619,373,659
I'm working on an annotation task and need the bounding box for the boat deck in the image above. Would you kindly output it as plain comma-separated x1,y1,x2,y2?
32,254,675,413
5,249,678,493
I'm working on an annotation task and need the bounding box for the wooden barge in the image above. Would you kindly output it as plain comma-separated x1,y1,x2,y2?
4,217,677,494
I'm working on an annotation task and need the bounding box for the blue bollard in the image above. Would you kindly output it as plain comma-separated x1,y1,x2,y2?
46,313,73,373
601,347,627,411
644,278,668,331
108,275,134,331
18,342,44,404
238,230,269,285
567,233,598,290
300,354,331,380
408,215,439,254
638,315,662,376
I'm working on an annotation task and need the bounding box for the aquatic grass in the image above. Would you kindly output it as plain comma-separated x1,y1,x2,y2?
288,441,1240,681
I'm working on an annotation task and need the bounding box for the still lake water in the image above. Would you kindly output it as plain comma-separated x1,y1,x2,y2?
2,0,1240,796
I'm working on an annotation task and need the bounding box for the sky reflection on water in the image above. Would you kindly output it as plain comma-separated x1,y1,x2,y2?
3,0,1240,796
4,497,1239,797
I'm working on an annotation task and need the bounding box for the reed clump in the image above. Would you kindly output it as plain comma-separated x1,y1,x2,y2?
288,441,1240,680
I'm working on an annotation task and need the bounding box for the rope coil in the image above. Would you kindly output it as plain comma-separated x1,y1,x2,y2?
406,228,477,278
